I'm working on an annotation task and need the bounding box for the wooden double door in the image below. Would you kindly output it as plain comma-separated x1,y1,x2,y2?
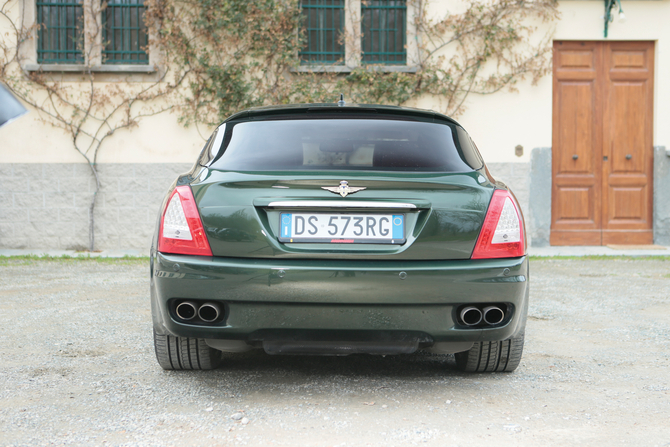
551,41,654,246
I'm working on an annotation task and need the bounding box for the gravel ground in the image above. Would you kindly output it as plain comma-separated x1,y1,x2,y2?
1,257,669,447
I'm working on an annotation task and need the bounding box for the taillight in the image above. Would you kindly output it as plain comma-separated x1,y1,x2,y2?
471,189,525,259
158,185,212,256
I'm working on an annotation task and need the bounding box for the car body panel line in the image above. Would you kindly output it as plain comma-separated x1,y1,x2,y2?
265,200,419,209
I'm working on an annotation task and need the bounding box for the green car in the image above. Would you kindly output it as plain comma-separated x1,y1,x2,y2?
150,103,528,372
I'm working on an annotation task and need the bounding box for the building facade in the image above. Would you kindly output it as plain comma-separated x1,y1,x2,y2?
1,0,669,252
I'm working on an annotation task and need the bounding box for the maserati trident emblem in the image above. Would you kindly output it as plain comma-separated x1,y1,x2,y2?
321,180,366,198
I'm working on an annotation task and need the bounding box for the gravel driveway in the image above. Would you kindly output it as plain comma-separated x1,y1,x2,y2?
1,257,669,446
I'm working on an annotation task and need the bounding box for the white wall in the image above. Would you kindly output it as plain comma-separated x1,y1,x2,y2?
2,0,669,165
458,0,670,163
0,108,208,164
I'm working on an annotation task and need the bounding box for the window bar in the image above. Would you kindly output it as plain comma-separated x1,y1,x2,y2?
381,4,387,60
69,3,73,57
300,0,344,65
123,1,129,59
121,1,125,60
329,0,333,59
136,3,140,61
60,4,64,59
102,0,148,64
63,2,66,61
65,4,68,58
361,0,406,65
37,4,43,60
322,0,325,58
37,0,84,63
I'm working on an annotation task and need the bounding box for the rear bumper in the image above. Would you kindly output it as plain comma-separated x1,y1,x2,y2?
151,253,529,349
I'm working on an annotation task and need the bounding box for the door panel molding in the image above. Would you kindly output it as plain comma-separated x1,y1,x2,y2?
551,41,654,246
551,42,602,244
602,42,653,242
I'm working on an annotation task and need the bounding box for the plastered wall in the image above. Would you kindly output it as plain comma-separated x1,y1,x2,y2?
2,0,670,250
2,1,668,165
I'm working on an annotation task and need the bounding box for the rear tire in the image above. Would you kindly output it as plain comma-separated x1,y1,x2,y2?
153,329,222,370
455,331,524,372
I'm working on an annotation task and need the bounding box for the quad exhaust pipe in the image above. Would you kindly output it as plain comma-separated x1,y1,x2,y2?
175,300,222,323
198,302,221,323
460,306,483,326
175,301,198,321
483,306,505,325
459,305,507,327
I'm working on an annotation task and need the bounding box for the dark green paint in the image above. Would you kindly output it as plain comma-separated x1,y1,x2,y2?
222,103,463,128
191,170,492,260
151,253,528,343
151,103,526,353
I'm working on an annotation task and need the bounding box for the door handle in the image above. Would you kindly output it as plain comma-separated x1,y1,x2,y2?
626,154,632,160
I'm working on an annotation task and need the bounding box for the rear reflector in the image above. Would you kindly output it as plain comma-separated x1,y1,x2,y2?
158,185,212,256
471,189,525,259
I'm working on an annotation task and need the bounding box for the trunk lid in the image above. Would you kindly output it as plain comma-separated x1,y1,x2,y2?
191,169,493,260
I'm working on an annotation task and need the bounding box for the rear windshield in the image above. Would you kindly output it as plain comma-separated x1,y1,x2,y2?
208,119,483,172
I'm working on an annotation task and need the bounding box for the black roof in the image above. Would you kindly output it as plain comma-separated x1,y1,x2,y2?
223,103,461,127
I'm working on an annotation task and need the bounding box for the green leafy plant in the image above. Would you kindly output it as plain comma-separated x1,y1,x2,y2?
151,0,559,126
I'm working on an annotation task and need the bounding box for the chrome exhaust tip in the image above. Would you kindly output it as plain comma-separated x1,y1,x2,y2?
460,306,483,326
483,306,505,325
198,302,221,323
175,301,198,321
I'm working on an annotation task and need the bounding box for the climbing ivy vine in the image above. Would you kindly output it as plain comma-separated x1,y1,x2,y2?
149,0,559,126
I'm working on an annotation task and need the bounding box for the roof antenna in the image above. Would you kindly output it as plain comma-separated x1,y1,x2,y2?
337,93,345,107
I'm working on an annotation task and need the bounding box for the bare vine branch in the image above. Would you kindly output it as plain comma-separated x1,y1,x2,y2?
0,0,185,251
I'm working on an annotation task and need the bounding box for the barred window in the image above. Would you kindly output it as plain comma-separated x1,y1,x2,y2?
35,0,149,66
102,0,149,65
300,0,345,65
37,0,84,63
361,0,406,65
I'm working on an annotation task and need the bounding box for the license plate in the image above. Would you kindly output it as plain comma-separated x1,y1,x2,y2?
279,213,405,244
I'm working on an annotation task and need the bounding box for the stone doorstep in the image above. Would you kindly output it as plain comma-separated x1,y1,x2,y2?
0,249,148,258
605,244,667,250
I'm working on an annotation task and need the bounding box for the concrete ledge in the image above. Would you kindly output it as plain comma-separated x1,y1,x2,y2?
486,162,530,215
291,65,418,73
529,147,552,247
654,146,670,246
529,245,669,257
0,162,190,251
0,249,148,257
24,64,156,73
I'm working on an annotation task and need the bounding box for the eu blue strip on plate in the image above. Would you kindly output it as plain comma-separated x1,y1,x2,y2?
281,213,292,238
392,215,403,240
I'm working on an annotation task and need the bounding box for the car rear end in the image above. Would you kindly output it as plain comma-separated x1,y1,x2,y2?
150,104,528,372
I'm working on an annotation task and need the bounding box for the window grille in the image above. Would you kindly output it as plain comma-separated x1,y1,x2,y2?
102,0,149,64
37,0,84,64
361,0,406,65
300,0,345,65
